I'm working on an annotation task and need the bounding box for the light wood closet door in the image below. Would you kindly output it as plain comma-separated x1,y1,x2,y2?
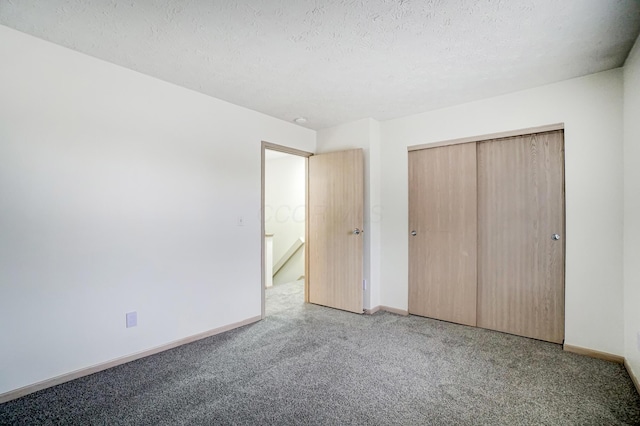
408,143,477,326
477,130,565,343
308,149,364,314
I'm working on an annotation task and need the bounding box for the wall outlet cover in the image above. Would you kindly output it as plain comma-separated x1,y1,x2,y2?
126,311,137,328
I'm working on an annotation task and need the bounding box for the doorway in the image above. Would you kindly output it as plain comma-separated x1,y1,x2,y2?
261,142,365,318
261,142,311,318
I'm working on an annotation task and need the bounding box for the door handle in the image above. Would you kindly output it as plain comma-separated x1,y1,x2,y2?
353,228,362,235
411,230,417,236
552,233,561,241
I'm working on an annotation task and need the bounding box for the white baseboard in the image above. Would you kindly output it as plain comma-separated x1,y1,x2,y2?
364,305,409,316
0,315,261,404
381,306,409,316
563,344,625,364
3,315,637,404
624,359,640,395
363,306,381,315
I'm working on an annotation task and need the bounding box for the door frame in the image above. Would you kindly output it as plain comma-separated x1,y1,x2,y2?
261,141,313,319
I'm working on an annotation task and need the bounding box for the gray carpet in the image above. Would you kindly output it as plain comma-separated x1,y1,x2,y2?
1,280,639,425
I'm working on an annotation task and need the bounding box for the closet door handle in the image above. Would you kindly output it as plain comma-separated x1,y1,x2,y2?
411,230,417,236
552,233,561,241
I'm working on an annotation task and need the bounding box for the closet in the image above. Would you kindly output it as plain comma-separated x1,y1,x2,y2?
408,129,565,343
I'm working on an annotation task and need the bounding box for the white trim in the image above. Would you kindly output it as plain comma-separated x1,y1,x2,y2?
563,343,624,364
365,305,409,316
364,306,381,315
263,141,313,158
273,238,305,276
624,359,640,395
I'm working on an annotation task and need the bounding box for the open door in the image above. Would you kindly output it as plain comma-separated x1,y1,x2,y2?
308,149,364,314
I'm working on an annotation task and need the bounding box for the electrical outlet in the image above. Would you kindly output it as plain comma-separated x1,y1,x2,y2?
126,311,137,328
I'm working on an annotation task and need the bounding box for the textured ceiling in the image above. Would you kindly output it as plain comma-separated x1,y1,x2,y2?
1,0,640,130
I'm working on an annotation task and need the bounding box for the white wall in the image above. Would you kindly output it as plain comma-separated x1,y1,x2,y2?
623,34,640,380
379,69,625,355
265,153,306,285
317,118,382,310
0,25,315,395
1,21,633,398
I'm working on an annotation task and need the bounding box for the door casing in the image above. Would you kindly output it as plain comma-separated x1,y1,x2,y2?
261,141,313,319
261,143,365,317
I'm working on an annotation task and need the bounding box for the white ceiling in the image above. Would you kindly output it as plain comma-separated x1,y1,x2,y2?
1,0,639,130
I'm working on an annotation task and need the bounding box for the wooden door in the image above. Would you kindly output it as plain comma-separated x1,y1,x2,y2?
308,149,364,313
477,130,565,343
408,143,478,326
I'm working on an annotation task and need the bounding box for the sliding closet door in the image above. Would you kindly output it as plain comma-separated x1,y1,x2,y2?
408,143,477,326
477,130,565,343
